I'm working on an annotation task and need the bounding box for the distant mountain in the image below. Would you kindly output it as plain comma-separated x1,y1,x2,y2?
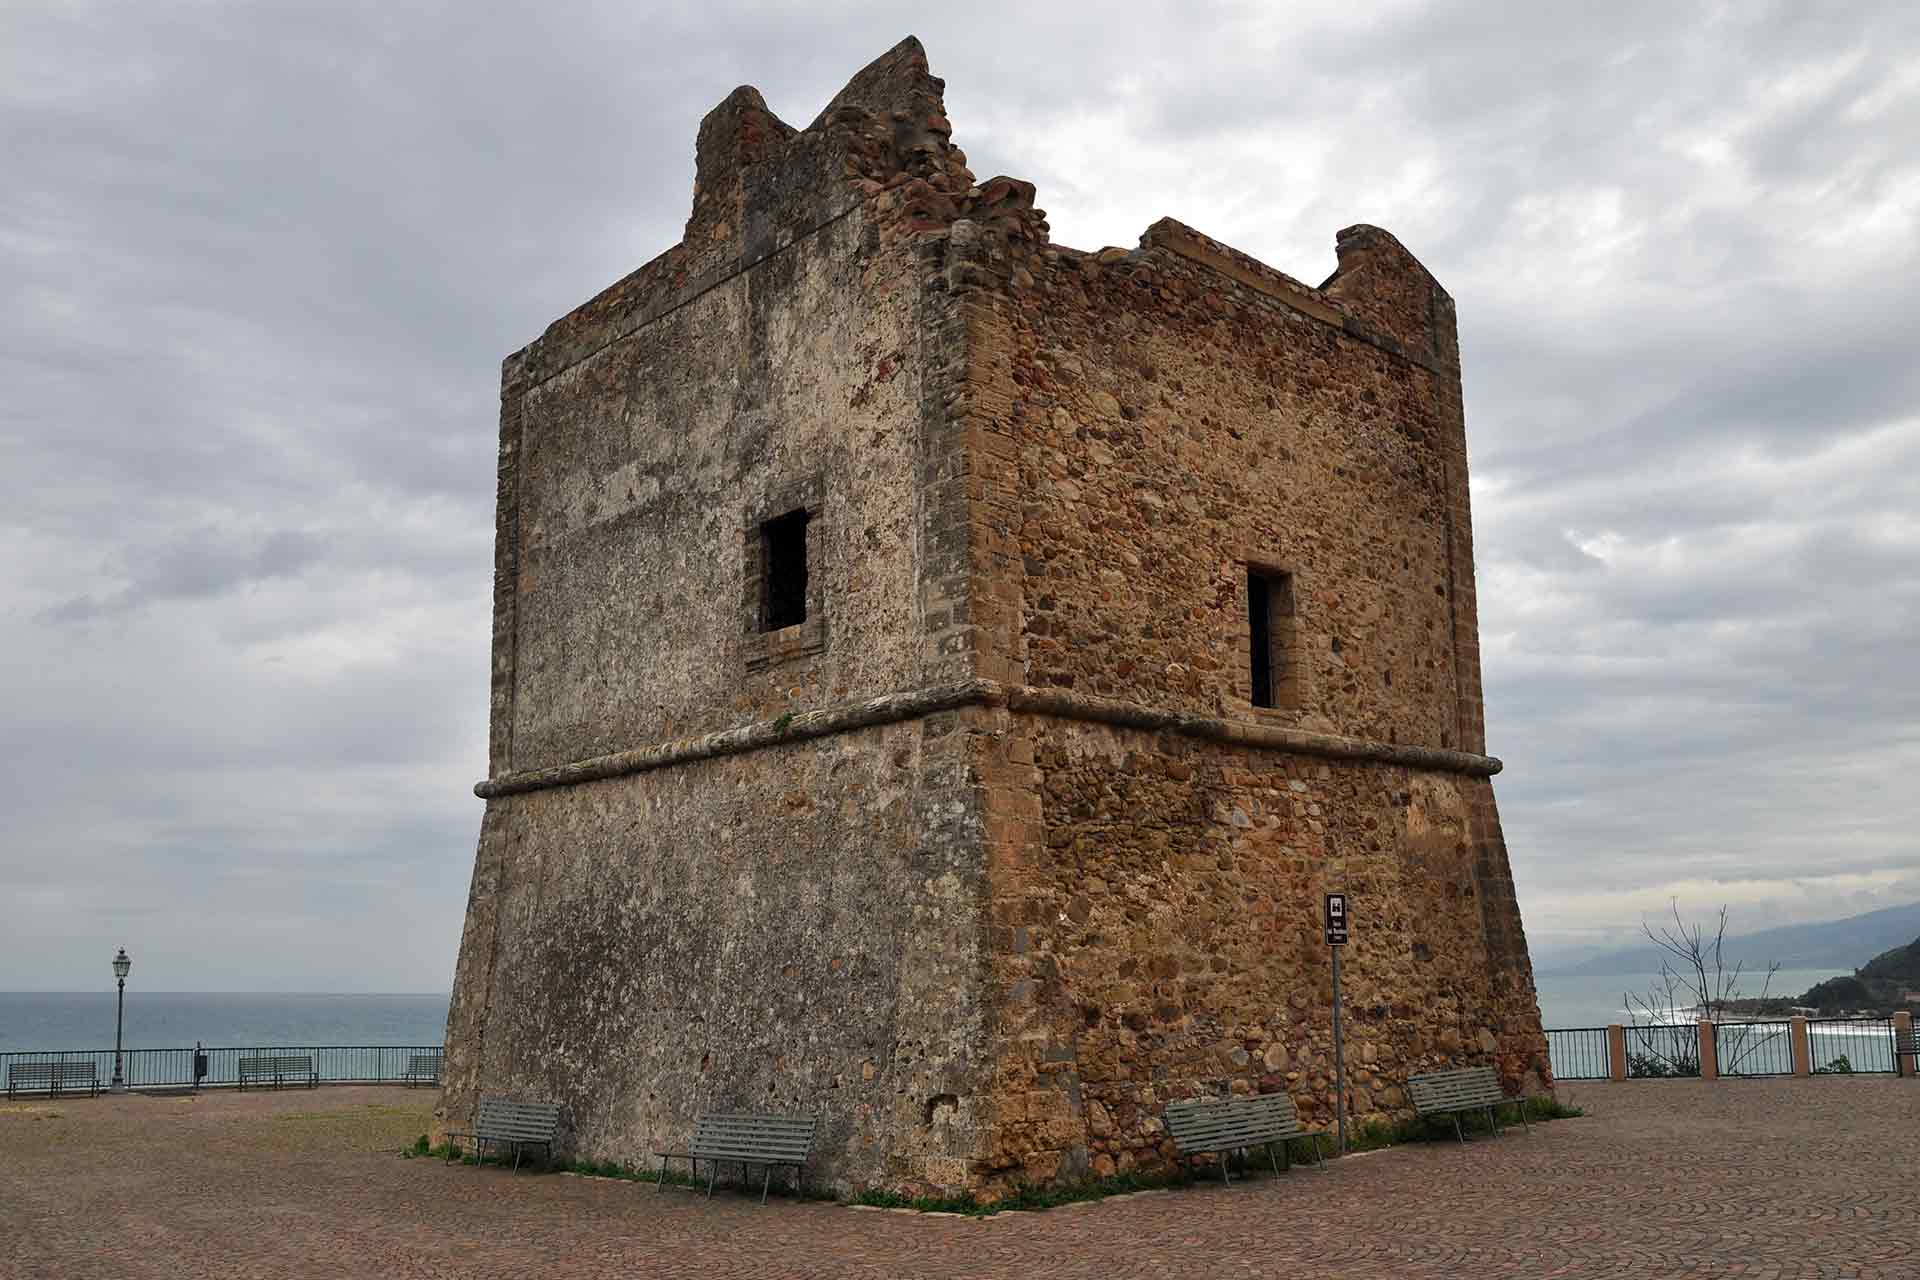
1800,936,1920,1012
1534,901,1920,977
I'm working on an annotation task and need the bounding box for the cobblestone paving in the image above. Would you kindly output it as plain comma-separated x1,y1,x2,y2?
3,1079,1916,1278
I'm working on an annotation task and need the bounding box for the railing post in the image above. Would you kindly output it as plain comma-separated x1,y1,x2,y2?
1790,1016,1812,1076
1697,1020,1719,1081
1896,1010,1915,1078
1606,1024,1628,1081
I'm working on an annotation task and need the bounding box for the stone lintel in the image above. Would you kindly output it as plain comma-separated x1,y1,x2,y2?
474,680,1503,799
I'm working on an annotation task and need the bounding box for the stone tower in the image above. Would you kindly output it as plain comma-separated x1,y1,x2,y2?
438,37,1547,1197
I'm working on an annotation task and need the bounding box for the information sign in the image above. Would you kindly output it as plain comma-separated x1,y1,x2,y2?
1324,892,1349,946
1326,889,1349,1153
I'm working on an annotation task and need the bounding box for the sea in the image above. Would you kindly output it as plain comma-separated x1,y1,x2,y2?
1531,968,1851,1029
0,972,1857,1055
0,992,449,1053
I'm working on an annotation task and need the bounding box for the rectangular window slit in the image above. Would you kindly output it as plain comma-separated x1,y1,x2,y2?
1247,567,1295,709
761,509,810,632
1249,572,1274,707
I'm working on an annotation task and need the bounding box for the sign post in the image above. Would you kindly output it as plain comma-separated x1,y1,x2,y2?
1324,892,1349,1155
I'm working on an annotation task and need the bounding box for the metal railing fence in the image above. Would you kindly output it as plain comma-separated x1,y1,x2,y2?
1714,1021,1794,1077
1545,1026,1611,1080
1,1045,442,1093
1808,1017,1897,1074
1622,1022,1703,1078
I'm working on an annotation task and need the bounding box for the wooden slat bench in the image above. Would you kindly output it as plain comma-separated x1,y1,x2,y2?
6,1061,100,1099
1164,1092,1326,1185
445,1098,563,1173
404,1054,442,1088
1896,1029,1917,1075
1407,1065,1530,1143
236,1055,317,1090
655,1112,817,1204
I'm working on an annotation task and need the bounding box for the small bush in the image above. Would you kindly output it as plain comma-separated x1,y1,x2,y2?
1347,1116,1427,1152
1524,1096,1584,1120
851,1187,983,1214
1627,1051,1701,1079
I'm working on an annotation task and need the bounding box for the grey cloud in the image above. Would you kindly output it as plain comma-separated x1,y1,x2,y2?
2,1,1916,987
46,528,329,621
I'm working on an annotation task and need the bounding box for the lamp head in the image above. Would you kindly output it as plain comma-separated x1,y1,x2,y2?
112,948,131,980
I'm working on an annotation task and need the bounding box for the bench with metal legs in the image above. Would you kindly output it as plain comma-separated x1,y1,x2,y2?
445,1098,563,1173
1407,1066,1530,1143
1164,1092,1327,1186
655,1112,817,1205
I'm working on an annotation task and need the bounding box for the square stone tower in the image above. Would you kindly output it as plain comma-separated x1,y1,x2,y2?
438,36,1547,1197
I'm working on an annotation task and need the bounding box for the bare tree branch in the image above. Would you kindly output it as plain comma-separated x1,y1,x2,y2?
1622,901,1782,1078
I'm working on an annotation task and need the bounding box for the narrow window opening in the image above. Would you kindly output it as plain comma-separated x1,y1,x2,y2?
1248,572,1274,708
761,509,810,631
1247,567,1296,709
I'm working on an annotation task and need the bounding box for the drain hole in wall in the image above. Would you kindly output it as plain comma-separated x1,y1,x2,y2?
925,1093,959,1125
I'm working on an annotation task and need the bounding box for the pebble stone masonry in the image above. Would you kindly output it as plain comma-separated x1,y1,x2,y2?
436,36,1550,1198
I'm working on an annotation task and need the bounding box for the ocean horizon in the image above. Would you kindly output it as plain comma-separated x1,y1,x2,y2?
2,971,1855,1056
0,991,450,1053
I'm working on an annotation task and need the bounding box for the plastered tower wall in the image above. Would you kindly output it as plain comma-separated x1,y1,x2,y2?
438,50,1001,1188
440,36,1546,1197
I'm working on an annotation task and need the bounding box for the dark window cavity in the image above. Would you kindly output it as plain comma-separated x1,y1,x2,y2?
1247,567,1296,709
1249,573,1275,707
760,509,810,631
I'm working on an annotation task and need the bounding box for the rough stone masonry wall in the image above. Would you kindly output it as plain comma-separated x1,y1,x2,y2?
975,713,1539,1180
935,192,1546,1182
997,223,1473,742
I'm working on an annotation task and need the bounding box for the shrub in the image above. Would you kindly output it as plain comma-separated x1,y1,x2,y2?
1627,1051,1701,1079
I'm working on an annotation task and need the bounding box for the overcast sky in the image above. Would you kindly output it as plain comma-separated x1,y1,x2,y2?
3,1,1916,992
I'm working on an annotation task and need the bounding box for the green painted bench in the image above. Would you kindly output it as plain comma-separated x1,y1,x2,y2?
1164,1092,1326,1185
404,1054,442,1087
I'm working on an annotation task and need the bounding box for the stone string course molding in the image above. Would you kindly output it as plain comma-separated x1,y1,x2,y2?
474,681,1502,799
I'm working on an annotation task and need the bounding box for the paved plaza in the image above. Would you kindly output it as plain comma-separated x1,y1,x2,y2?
3,1078,1916,1278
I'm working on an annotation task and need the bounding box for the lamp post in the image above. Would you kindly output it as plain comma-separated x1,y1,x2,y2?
111,948,131,1091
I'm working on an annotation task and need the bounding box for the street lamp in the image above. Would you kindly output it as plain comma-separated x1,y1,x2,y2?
111,948,131,1090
